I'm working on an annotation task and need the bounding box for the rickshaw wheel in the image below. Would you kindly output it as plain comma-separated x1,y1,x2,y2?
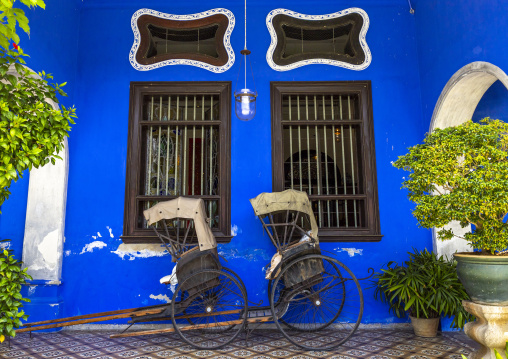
268,259,346,332
171,269,247,349
184,267,243,334
270,254,363,351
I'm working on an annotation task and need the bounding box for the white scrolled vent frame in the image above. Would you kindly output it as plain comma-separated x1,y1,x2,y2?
266,8,372,71
130,8,235,73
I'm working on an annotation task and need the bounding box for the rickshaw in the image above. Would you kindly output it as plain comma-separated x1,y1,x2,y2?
18,193,364,351
18,198,250,350
250,189,364,351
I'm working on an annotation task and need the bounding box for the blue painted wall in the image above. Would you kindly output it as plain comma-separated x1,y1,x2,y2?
2,0,432,325
413,0,508,128
0,0,81,259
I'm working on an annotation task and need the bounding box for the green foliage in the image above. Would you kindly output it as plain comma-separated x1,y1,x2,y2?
393,119,508,254
0,0,75,343
0,0,45,50
0,47,77,206
0,240,32,343
373,248,472,329
461,342,508,359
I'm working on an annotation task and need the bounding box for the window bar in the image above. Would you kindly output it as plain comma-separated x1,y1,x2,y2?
297,96,302,191
305,96,311,195
289,96,293,189
201,96,205,195
331,95,339,227
314,95,322,227
348,95,358,228
183,96,188,196
339,95,348,227
165,96,171,195
175,96,180,195
192,96,196,196
147,97,154,196
323,95,330,227
156,97,162,195
209,96,213,225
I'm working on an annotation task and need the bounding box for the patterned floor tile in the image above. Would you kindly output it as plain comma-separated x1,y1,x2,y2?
0,329,475,359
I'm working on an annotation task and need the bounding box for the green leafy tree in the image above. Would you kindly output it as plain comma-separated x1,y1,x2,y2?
0,0,46,49
0,242,31,343
0,0,76,343
0,47,76,206
393,119,508,254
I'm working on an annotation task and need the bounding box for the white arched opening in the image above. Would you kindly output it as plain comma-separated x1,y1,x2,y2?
429,61,508,258
6,65,69,283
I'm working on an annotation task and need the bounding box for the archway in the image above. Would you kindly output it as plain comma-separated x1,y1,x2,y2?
5,65,69,283
429,61,508,258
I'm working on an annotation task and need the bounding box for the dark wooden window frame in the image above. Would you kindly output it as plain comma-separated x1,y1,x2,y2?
136,14,230,67
271,81,381,242
122,82,231,243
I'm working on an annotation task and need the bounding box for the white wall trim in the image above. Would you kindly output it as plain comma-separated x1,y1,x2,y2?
266,8,371,72
129,8,235,73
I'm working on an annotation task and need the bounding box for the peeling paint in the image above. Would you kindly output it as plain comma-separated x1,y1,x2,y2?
65,250,71,256
0,241,10,250
231,224,242,236
38,229,59,267
218,248,271,261
336,248,363,257
97,232,102,238
149,294,171,303
28,286,36,296
112,243,168,260
107,226,114,238
80,241,107,254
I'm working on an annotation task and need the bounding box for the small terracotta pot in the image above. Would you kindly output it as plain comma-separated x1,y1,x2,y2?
409,316,440,337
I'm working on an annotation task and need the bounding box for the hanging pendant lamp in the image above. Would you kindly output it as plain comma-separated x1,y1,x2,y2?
234,0,257,121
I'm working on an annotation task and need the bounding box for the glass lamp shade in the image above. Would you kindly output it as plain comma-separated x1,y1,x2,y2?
234,88,257,121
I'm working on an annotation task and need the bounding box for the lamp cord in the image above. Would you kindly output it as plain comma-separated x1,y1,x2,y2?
244,0,247,89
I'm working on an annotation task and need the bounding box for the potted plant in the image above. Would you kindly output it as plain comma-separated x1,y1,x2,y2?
393,118,508,305
373,248,471,337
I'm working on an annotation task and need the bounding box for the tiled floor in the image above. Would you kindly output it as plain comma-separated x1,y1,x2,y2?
0,329,475,359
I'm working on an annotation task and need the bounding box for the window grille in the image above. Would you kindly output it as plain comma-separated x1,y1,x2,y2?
123,82,231,243
271,82,381,241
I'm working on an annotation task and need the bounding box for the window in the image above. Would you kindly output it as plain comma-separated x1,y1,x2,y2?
130,9,235,73
266,8,371,71
271,81,381,241
123,82,231,243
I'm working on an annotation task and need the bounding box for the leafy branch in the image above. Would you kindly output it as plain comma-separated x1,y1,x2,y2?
393,118,508,254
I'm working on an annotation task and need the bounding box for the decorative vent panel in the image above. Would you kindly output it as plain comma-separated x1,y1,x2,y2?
130,9,235,72
266,8,371,71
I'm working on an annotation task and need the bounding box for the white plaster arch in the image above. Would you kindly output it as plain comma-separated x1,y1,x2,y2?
429,61,508,258
6,65,69,282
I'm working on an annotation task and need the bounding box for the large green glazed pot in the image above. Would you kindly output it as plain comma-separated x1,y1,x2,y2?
454,253,508,306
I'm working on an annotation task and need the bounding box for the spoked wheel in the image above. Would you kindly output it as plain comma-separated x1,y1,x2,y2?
269,261,346,332
185,267,243,334
270,254,363,351
171,269,247,349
